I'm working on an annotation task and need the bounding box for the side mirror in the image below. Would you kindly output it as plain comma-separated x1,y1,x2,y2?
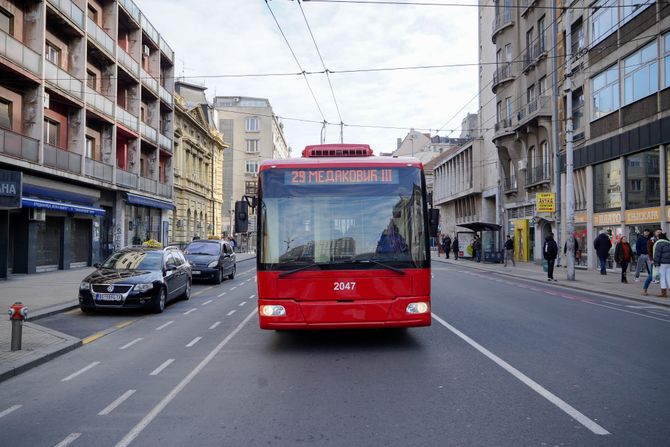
428,208,440,238
93,263,102,269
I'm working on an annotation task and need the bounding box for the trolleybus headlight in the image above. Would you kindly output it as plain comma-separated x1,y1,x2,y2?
260,305,286,317
406,302,429,314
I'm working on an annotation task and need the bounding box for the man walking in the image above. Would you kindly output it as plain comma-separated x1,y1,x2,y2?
473,235,482,262
444,234,452,259
653,233,670,298
594,231,612,275
452,236,459,260
544,232,558,281
504,235,515,267
634,229,651,282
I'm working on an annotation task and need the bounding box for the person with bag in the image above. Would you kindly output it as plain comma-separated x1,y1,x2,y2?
642,229,661,295
614,236,632,283
504,235,515,267
652,233,670,298
543,232,558,281
594,231,612,274
634,229,651,282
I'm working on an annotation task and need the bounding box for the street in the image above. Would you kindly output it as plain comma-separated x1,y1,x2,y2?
1,263,670,447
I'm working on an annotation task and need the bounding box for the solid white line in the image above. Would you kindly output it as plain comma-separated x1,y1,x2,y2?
98,390,136,415
249,294,256,299
431,312,610,436
114,310,256,447
119,338,143,350
54,433,82,447
62,361,101,382
150,359,175,376
186,337,202,347
602,301,623,306
226,310,236,316
217,292,227,297
239,301,247,307
0,405,22,419
183,308,197,315
155,321,174,331
626,304,661,309
583,302,670,324
209,321,221,330
201,299,213,306
230,286,237,290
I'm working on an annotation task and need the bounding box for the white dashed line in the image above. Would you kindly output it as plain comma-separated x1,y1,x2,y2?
186,337,202,347
230,287,237,291
0,405,22,419
217,292,227,297
226,310,236,316
209,321,221,329
54,433,82,447
583,301,670,323
202,299,213,306
183,308,197,315
150,359,175,376
155,321,174,331
192,286,214,297
239,301,247,307
61,361,100,382
119,338,143,350
249,294,256,299
98,390,136,415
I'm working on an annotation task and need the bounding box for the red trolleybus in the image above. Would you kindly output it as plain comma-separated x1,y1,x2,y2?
256,144,435,330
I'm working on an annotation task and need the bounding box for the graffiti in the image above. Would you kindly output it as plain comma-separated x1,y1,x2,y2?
113,226,123,251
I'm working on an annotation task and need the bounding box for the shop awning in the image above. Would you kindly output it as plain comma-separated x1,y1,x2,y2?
126,193,174,210
457,222,502,232
21,197,105,216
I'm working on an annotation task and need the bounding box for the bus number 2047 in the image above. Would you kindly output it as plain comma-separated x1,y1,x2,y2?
334,282,356,291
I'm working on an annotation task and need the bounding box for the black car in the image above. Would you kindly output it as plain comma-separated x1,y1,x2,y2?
79,246,192,313
183,239,236,283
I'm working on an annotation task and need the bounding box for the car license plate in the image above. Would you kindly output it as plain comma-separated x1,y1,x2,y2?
192,270,201,275
95,293,124,302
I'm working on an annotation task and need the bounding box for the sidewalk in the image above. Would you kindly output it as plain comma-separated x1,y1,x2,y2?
432,253,670,307
0,253,256,383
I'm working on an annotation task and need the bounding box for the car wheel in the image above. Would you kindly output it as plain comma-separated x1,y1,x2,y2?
182,279,191,301
153,287,167,313
80,306,95,314
228,264,236,280
214,268,223,284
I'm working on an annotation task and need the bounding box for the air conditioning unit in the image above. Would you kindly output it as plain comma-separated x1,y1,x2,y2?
29,208,46,221
518,160,527,171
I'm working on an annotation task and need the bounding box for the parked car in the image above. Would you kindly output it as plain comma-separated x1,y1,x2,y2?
183,239,236,283
79,246,191,314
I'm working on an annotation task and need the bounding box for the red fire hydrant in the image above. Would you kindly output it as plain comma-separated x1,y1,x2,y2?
8,302,28,351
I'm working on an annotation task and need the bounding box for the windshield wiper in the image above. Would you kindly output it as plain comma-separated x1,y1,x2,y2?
278,262,322,278
351,258,406,275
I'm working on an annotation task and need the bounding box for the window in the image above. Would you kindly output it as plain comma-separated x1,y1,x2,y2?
496,101,502,122
527,84,536,105
0,99,11,129
245,181,257,195
538,16,546,52
541,141,551,178
505,97,512,120
665,33,670,88
526,28,535,53
245,160,259,174
591,65,619,119
0,7,13,35
594,159,622,211
572,87,585,130
43,119,60,146
87,70,97,90
85,136,95,159
508,159,516,187
496,49,502,66
528,146,537,176
87,5,98,23
245,117,259,132
505,44,512,63
626,148,660,209
538,76,548,96
246,139,259,153
571,18,585,55
590,0,617,45
45,41,60,66
623,41,658,105
622,0,651,23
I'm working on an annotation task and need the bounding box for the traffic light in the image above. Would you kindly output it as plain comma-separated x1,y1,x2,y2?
234,200,248,234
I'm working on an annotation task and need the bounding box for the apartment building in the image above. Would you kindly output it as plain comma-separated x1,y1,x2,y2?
0,0,174,274
213,96,290,239
172,81,226,243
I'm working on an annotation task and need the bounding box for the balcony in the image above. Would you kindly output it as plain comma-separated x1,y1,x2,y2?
0,127,39,162
0,30,42,76
117,169,138,188
492,11,513,43
87,18,115,56
159,37,174,63
516,95,551,129
119,0,141,24
158,182,172,199
140,122,157,142
43,144,81,174
159,86,172,106
521,0,538,16
503,175,517,193
494,118,514,139
118,48,139,77
85,87,114,118
140,67,158,93
139,175,157,194
117,107,139,132
522,45,538,73
47,0,85,30
85,157,113,182
492,63,514,93
45,61,83,100
526,164,552,187
158,133,172,152
140,15,160,45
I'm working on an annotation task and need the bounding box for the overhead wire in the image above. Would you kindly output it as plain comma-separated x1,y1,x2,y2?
298,0,661,11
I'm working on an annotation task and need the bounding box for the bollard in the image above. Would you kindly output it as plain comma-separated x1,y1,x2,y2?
8,302,28,351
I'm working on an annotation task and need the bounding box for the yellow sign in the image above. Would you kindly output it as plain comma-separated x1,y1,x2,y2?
574,211,587,223
624,207,660,224
593,211,622,226
536,193,555,213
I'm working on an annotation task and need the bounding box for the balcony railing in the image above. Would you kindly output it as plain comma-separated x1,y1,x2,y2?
119,0,141,24
492,63,513,92
158,133,172,152
492,10,513,41
0,127,39,162
494,118,513,133
118,47,139,76
503,175,517,193
47,0,85,29
158,182,172,198
517,95,551,126
117,107,139,132
45,60,83,100
87,18,115,56
159,37,174,63
526,164,552,186
140,68,158,93
159,86,172,105
43,144,81,174
139,175,157,194
117,169,138,188
140,14,159,45
520,0,538,15
140,122,157,142
0,30,42,76
85,87,114,117
85,157,113,182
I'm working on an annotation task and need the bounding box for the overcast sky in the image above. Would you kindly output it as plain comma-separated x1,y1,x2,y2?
138,0,479,156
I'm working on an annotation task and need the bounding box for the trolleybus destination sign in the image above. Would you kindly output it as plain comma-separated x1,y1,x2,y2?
285,168,399,186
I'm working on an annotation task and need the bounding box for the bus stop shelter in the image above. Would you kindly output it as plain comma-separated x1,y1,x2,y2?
457,222,503,263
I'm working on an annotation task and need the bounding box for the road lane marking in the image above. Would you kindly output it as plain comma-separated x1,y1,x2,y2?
155,321,174,331
230,286,237,290
83,332,106,344
54,433,81,447
119,338,143,350
62,361,100,382
0,405,22,419
183,308,197,315
192,285,214,297
431,312,610,436
98,390,136,415
202,299,213,306
115,320,135,329
114,310,256,447
584,302,670,323
226,310,236,316
249,294,256,299
186,337,202,347
239,301,247,306
602,301,623,306
150,359,175,376
626,304,661,309
217,292,227,297
209,321,221,329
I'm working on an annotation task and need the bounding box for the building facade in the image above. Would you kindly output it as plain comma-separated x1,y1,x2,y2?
172,82,226,243
0,0,175,274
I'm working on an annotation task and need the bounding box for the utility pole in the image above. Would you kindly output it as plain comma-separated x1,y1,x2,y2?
551,0,562,267
565,7,576,281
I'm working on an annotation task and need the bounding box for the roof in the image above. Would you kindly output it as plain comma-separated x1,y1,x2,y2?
259,156,424,171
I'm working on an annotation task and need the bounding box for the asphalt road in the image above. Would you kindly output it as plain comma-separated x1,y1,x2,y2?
1,261,669,446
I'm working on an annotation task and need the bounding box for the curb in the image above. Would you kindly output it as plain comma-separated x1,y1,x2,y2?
29,301,80,321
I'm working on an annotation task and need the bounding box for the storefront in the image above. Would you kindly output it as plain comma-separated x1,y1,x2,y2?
124,193,173,246
573,211,588,267
593,211,623,269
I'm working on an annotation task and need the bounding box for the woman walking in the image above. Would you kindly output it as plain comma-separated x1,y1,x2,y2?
653,233,670,298
614,236,632,283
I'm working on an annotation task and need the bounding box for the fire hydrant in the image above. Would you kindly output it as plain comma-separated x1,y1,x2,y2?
8,302,28,351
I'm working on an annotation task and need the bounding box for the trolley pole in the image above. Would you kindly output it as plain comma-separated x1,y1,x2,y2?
565,7,576,281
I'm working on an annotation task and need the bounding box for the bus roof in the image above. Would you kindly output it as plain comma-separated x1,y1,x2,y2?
259,156,424,172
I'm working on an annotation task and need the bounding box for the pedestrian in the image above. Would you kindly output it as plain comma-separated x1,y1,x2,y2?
653,233,670,298
563,238,579,263
452,236,459,260
544,232,558,281
504,235,515,267
594,231,612,275
634,229,651,282
444,234,452,259
642,230,661,295
614,236,632,283
473,236,482,262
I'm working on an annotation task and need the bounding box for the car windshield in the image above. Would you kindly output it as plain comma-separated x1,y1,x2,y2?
184,242,220,256
101,251,163,270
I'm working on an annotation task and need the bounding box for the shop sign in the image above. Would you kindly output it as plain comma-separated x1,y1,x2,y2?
624,207,660,224
593,211,622,226
0,169,22,209
574,211,587,223
536,193,555,213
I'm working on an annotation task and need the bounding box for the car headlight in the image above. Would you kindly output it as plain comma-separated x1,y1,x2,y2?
207,261,219,268
134,283,154,293
79,281,90,290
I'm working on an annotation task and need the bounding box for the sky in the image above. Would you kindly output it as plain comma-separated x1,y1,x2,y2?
137,0,479,156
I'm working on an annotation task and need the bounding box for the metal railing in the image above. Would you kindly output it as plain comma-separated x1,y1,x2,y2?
47,0,84,29
158,133,172,152
87,18,115,55
503,175,517,192
85,157,113,182
0,30,41,76
140,122,157,142
140,67,158,93
117,107,139,132
517,95,551,123
159,85,172,105
118,47,139,76
492,10,513,35
119,0,141,23
117,169,138,188
520,0,538,14
492,63,513,90
45,60,83,99
43,144,81,174
159,37,174,62
158,182,172,198
139,175,157,194
85,87,114,117
140,14,159,45
494,118,513,132
0,127,39,162
526,164,552,185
